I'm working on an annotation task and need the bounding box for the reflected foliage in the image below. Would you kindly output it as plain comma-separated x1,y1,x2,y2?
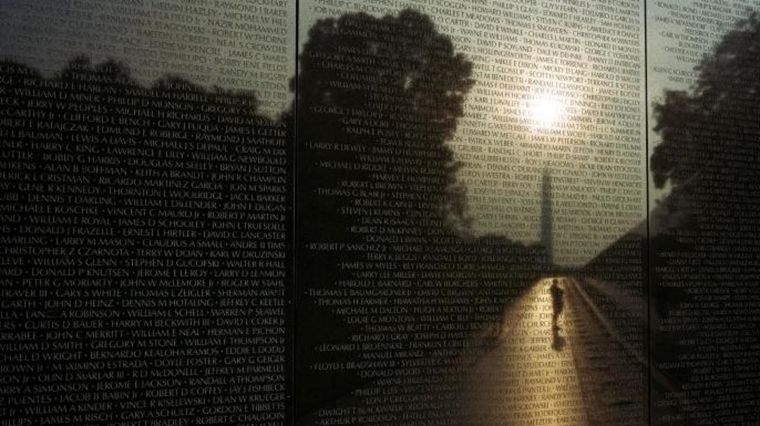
0,57,291,422
650,11,760,422
652,13,760,191
296,9,475,234
293,9,545,420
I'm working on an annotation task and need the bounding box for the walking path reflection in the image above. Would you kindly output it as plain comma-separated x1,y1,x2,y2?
457,278,588,425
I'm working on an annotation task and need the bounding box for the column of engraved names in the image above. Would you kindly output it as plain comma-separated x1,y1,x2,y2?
649,16,760,421
374,1,643,422
0,61,289,424
302,106,479,422
438,0,644,266
303,3,647,420
426,3,648,417
647,2,760,424
652,122,760,423
295,8,517,424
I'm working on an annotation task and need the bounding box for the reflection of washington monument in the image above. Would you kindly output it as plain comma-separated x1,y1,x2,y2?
540,168,553,266
459,166,646,425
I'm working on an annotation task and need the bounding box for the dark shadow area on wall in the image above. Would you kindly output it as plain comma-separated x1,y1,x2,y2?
582,10,760,425
647,11,760,425
0,58,292,424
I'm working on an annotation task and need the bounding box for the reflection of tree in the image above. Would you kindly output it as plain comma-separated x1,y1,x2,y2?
294,10,477,416
652,13,760,192
294,10,544,422
1,57,291,423
650,12,760,422
296,9,475,235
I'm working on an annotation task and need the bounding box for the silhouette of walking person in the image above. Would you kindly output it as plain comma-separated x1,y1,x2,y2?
550,278,564,330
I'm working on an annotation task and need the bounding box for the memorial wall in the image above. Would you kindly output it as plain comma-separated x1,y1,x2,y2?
0,1,758,425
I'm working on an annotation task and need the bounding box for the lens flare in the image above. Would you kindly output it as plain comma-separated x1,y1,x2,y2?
525,93,567,130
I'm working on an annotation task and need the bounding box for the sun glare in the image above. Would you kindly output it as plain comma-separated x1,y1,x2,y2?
525,93,567,131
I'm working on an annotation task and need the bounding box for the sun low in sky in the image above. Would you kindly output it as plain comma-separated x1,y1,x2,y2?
523,92,569,131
